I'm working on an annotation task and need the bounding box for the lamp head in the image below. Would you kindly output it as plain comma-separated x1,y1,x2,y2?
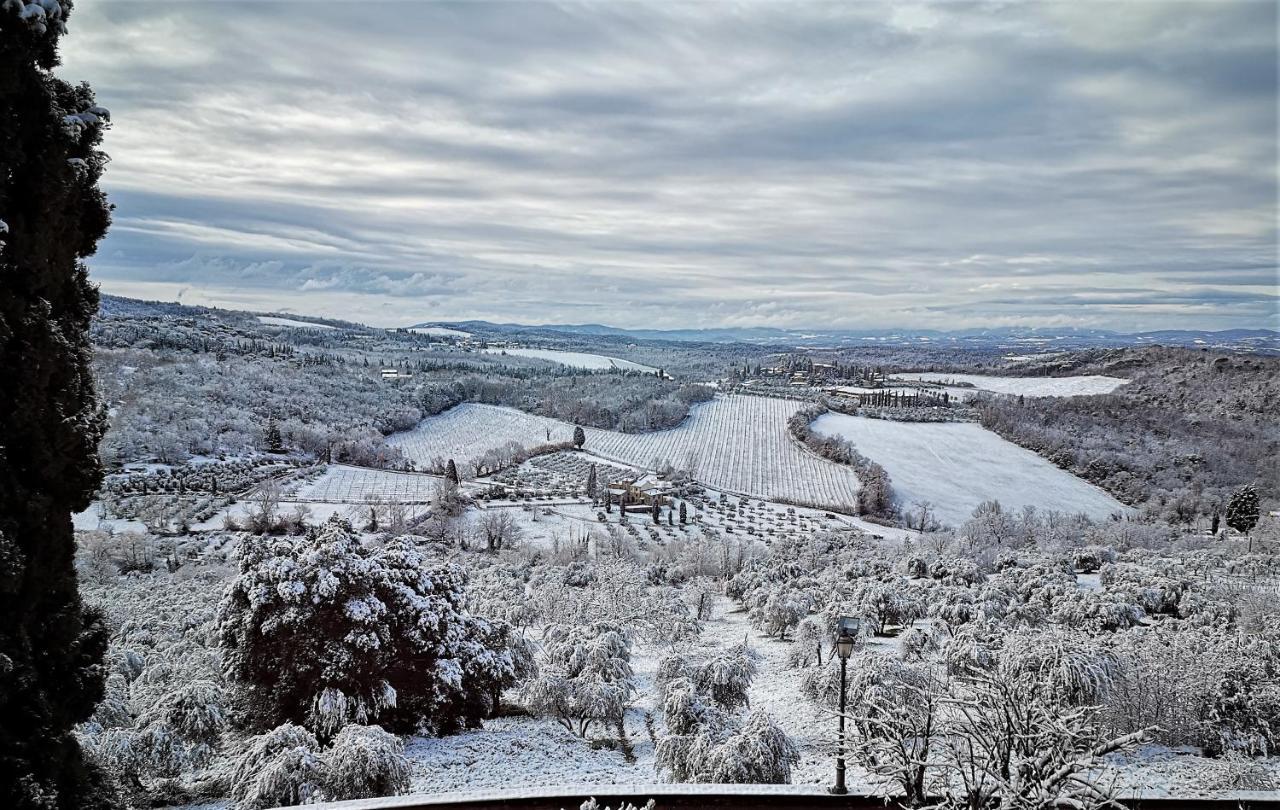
835,615,860,660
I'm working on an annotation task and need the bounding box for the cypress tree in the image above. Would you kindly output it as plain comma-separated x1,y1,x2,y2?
586,463,598,503
1,2,115,806
446,458,460,485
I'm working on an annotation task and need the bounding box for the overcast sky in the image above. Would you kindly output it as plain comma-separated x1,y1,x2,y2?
64,1,1277,331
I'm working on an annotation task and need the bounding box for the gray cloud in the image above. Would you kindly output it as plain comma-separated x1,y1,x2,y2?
62,0,1277,330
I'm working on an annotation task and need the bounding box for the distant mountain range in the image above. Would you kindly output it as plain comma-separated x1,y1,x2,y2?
412,320,1280,353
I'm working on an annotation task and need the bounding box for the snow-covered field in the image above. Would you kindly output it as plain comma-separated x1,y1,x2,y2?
483,347,658,373
895,372,1127,399
291,464,445,503
407,325,471,337
811,412,1127,525
389,404,575,465
257,315,335,330
391,396,863,510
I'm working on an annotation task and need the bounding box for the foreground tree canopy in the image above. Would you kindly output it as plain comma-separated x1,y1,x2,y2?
216,517,519,738
0,1,114,806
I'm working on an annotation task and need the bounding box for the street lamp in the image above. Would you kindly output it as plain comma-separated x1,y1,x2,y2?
830,615,860,796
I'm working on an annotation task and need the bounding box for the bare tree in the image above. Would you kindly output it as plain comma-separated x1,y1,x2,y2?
475,510,523,552
249,479,282,533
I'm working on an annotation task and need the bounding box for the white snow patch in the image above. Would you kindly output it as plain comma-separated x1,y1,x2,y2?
406,326,471,338
895,373,1128,399
257,315,335,330
484,348,658,374
811,412,1127,525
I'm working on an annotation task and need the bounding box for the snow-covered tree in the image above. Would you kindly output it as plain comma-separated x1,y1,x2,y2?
520,621,635,737
693,642,758,711
227,724,326,810
788,616,828,669
1226,484,1260,540
320,725,409,801
217,516,517,739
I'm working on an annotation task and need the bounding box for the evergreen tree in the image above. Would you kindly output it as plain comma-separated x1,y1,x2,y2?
679,501,688,525
265,417,284,454
572,425,586,449
1226,484,1260,547
585,463,598,503
445,459,460,486
1,4,115,806
651,498,660,524
218,517,517,738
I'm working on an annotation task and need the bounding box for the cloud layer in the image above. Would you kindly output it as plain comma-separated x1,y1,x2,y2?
63,1,1277,330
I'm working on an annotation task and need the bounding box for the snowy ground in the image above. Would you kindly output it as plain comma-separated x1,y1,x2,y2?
483,347,658,373
73,506,147,533
894,372,1128,399
257,315,335,330
293,465,447,503
404,595,881,795
403,594,1277,800
811,412,1127,526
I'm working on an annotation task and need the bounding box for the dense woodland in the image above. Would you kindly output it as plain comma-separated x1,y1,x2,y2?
977,348,1279,522
93,305,715,467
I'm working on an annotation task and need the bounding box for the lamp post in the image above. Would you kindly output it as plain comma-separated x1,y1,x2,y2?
830,615,860,796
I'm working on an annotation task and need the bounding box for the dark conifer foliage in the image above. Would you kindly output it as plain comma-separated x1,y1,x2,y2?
0,2,115,806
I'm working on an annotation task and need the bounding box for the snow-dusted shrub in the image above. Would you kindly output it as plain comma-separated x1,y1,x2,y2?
844,657,944,805
321,724,409,800
700,710,799,783
841,578,922,636
899,624,942,662
787,615,827,668
941,627,997,676
228,724,327,810
520,621,635,737
657,704,797,784
693,642,759,711
929,555,985,586
939,670,1149,810
996,628,1117,706
1103,625,1280,755
217,516,517,738
799,655,842,709
1049,590,1144,632
655,652,690,690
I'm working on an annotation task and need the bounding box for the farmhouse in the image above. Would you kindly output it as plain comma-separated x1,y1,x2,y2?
380,368,412,380
625,473,674,506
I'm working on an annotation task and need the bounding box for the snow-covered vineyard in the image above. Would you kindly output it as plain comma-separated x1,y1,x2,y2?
385,393,1125,523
